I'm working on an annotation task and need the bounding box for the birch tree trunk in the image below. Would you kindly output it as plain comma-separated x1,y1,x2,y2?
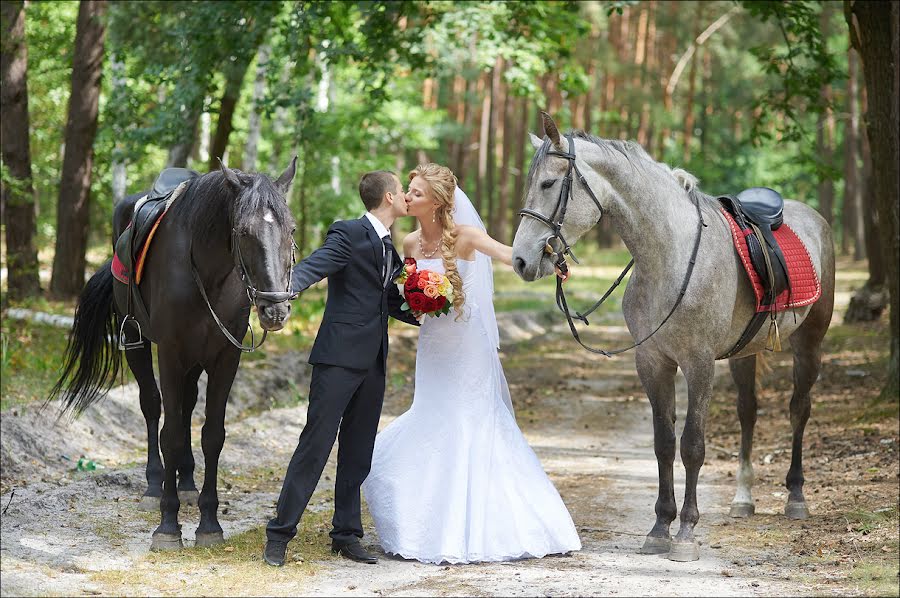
243,44,269,172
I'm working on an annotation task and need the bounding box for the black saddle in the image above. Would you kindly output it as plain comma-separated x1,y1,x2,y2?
718,187,792,359
113,168,198,349
719,187,789,298
114,168,199,284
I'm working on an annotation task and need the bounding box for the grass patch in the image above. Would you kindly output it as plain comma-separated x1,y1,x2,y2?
848,560,900,597
92,466,338,596
90,516,335,596
1,319,72,411
846,507,899,535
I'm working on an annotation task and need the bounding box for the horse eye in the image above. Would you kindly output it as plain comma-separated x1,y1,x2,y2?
541,179,557,190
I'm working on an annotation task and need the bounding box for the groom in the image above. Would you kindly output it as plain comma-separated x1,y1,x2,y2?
264,170,419,567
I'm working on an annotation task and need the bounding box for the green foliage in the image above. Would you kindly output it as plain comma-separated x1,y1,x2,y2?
22,0,77,243
11,0,861,271
741,1,842,144
1,319,75,411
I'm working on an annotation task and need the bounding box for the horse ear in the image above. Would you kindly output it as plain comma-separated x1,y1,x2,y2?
219,158,241,190
541,111,562,149
529,132,543,150
275,156,298,196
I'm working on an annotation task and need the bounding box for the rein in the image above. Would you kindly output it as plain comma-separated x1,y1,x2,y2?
518,134,706,356
190,229,297,353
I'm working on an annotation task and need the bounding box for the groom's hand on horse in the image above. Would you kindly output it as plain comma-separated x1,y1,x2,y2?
555,265,570,283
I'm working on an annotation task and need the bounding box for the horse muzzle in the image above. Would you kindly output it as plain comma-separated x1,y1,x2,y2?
257,301,290,331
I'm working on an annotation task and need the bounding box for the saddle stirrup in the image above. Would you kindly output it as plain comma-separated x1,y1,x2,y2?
118,315,144,351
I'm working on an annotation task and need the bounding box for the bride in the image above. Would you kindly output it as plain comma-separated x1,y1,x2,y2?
362,163,581,564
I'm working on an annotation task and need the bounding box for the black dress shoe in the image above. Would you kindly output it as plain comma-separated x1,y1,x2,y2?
264,540,287,567
331,540,378,564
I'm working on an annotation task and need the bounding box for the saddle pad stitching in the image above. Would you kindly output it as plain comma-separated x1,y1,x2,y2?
721,208,820,312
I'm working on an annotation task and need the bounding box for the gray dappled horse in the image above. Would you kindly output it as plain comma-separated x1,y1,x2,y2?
50,160,297,550
511,113,835,562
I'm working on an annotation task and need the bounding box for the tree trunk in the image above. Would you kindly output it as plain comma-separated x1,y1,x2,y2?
208,53,254,172
243,44,270,172
815,97,835,226
510,96,529,243
682,3,703,163
859,83,883,285
816,4,836,227
495,60,511,242
842,46,863,258
846,0,900,397
1,0,40,300
109,54,127,204
636,2,653,148
487,57,502,232
455,74,472,185
167,95,202,168
476,70,490,214
50,0,107,298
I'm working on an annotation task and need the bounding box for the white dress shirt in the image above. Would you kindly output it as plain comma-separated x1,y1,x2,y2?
364,212,393,284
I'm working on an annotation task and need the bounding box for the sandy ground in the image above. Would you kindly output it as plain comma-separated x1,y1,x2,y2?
0,309,821,597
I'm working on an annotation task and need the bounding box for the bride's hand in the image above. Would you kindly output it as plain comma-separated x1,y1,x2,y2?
412,310,426,324
554,264,570,283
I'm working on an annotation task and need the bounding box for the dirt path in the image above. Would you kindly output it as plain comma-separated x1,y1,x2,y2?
2,314,811,596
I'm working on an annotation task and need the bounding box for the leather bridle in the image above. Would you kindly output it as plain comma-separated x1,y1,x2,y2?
517,134,706,356
190,229,297,353
517,134,604,277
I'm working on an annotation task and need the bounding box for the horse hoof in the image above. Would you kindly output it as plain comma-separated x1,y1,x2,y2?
150,532,183,551
138,495,160,511
195,531,225,547
729,502,755,518
785,501,810,520
178,490,200,506
639,535,671,555
667,540,700,562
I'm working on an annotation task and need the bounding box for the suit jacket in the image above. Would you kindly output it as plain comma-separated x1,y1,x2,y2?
291,217,418,370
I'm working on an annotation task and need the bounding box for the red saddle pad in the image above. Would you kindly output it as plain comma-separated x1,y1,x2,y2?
721,208,821,313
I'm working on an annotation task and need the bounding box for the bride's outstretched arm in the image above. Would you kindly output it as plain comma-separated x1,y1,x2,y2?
458,225,513,266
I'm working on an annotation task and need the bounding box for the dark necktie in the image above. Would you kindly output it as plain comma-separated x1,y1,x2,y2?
382,236,395,287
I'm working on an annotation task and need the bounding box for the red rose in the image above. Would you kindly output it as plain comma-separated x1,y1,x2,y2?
433,296,447,310
404,272,419,292
418,297,435,312
407,292,428,312
404,257,417,270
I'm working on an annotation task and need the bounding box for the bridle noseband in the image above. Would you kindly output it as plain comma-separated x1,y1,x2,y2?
517,134,706,357
190,227,297,353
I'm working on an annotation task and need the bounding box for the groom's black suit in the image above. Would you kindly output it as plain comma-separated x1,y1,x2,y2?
267,216,418,547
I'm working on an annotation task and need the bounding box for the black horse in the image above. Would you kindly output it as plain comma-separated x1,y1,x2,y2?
50,159,297,550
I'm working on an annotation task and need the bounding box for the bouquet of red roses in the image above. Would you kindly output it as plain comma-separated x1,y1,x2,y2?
395,257,453,317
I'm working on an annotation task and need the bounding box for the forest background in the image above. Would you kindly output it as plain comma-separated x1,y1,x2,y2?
1,0,898,397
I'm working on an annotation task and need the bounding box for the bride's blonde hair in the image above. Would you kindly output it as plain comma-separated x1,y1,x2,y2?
408,163,465,317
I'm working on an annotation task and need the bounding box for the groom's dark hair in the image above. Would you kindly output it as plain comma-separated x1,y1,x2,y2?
359,170,400,211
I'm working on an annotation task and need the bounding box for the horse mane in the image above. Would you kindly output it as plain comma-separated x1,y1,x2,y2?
527,129,717,213
170,170,293,241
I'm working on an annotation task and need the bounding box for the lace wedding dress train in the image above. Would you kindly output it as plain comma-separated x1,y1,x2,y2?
362,258,581,564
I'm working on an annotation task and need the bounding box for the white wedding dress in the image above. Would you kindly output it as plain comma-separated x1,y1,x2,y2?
362,257,581,564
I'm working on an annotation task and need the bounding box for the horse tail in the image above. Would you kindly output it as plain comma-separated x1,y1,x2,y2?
47,259,122,416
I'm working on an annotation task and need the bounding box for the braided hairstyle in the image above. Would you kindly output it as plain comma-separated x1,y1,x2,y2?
408,163,466,318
